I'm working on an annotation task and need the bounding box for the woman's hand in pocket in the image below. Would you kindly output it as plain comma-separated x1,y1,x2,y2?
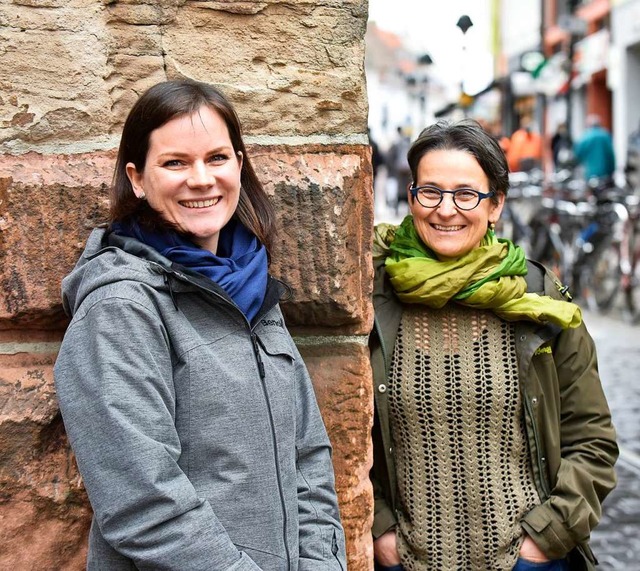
519,535,549,563
374,529,401,566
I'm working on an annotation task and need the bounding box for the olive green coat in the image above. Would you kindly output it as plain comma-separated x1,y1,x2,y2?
369,257,618,570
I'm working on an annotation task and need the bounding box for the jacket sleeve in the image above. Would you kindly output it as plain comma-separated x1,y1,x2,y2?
521,322,619,559
371,411,397,539
371,475,397,539
54,298,262,571
290,343,347,570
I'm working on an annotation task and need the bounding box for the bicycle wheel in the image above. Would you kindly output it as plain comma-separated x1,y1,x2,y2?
530,221,565,281
624,230,640,322
581,237,621,312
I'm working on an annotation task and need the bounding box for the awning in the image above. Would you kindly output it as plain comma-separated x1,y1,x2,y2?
433,80,502,118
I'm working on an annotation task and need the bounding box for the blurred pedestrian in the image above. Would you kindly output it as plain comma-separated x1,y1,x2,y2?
491,121,511,156
482,120,511,156
387,126,413,214
506,115,542,172
574,114,615,181
369,127,385,184
550,122,573,170
370,119,618,571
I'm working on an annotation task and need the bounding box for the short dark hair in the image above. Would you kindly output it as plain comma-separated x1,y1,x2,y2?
110,79,276,255
407,119,509,203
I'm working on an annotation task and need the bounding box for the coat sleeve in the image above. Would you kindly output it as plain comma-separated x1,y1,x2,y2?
290,343,347,570
370,403,397,539
54,298,262,571
521,322,619,559
371,477,397,539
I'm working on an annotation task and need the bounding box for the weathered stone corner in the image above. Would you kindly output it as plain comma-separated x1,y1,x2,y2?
299,341,374,571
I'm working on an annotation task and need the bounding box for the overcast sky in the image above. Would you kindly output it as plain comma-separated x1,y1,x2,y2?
367,0,494,93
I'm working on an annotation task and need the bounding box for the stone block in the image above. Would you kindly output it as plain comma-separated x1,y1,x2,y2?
299,340,374,571
163,1,368,135
0,152,113,328
0,3,114,150
0,144,373,332
0,334,375,569
253,144,374,333
0,0,368,153
0,334,91,570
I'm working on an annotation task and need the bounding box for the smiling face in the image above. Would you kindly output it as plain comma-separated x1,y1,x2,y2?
126,105,242,254
409,148,505,260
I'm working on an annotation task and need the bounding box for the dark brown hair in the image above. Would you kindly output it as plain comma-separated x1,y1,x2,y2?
110,79,276,254
407,119,509,204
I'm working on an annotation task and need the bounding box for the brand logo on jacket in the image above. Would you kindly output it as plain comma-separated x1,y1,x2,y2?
534,346,552,356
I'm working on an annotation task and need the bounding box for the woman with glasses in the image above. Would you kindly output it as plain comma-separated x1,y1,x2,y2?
369,120,617,571
54,79,346,570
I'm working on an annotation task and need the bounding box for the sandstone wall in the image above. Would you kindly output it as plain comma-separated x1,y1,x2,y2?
0,1,374,569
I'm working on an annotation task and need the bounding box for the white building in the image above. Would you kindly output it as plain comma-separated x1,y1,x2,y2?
610,0,640,169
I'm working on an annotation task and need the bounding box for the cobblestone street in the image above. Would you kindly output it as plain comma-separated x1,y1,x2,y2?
582,309,640,569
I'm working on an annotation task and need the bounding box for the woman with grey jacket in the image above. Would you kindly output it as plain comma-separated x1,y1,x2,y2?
369,120,617,571
54,79,346,571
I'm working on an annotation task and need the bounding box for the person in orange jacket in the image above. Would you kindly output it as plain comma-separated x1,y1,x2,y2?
507,115,542,172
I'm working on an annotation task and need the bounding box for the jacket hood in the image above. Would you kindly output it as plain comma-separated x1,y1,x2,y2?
62,227,174,318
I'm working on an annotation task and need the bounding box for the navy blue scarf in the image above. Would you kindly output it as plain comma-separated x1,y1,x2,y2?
112,219,268,322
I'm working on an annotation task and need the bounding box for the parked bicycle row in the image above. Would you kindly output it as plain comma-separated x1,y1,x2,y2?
499,167,640,323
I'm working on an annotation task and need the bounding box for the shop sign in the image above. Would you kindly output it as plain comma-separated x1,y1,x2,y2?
533,52,568,97
520,51,545,74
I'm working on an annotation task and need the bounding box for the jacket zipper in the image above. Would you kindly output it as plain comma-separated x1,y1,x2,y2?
166,268,292,568
373,317,389,378
251,333,291,569
523,394,551,499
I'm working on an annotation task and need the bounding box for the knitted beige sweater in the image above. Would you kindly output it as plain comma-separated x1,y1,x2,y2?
388,304,540,571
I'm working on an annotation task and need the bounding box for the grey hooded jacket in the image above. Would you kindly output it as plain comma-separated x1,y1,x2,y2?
54,228,347,571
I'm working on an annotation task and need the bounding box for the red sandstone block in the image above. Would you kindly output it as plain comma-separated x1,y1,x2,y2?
0,336,375,569
252,145,374,334
0,145,374,332
0,152,114,329
0,498,90,571
0,349,92,570
300,342,374,571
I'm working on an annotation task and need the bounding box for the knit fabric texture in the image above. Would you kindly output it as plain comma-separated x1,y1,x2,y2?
388,304,540,571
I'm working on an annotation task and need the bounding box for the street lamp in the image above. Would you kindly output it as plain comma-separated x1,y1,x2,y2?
456,15,473,116
456,14,473,35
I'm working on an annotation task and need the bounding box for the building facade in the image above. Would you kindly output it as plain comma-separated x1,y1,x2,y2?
610,0,640,167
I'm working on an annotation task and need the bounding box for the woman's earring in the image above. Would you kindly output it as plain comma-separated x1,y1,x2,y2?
489,222,496,231
139,193,146,201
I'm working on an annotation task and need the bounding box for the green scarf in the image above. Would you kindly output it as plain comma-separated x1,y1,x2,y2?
377,216,581,329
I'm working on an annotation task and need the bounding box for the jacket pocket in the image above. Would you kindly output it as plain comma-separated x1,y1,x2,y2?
331,528,345,571
256,328,296,361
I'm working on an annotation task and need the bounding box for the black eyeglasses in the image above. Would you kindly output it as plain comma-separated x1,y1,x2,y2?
409,185,495,211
